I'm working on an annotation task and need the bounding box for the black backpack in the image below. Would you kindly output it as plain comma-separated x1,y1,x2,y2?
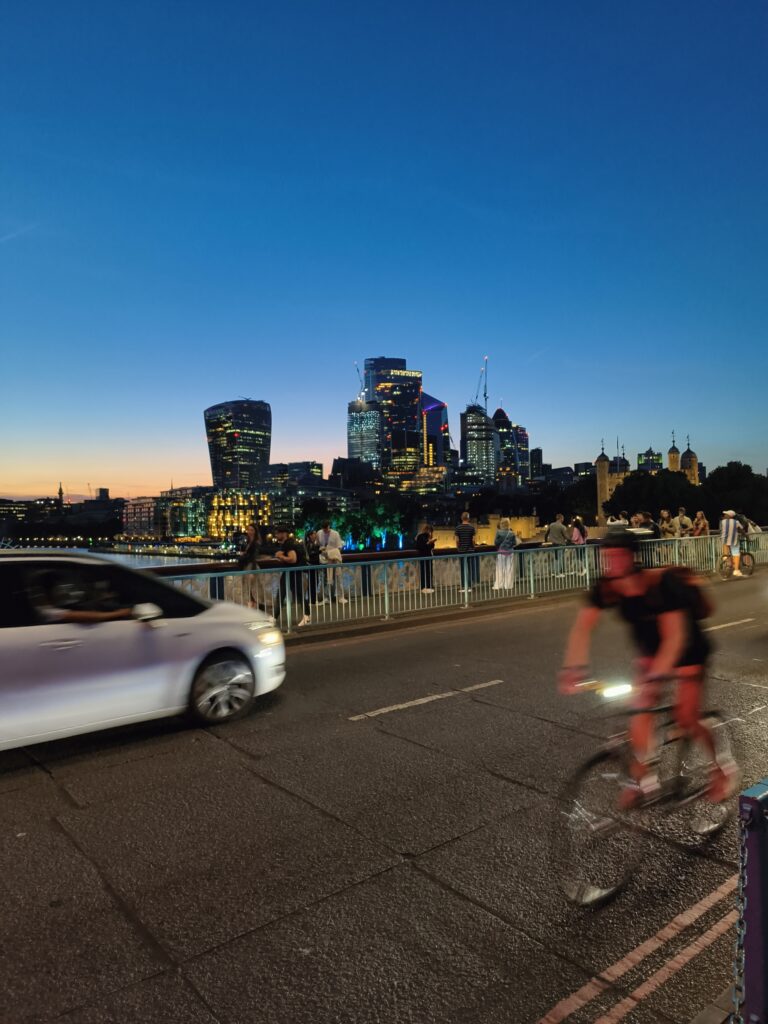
659,566,713,621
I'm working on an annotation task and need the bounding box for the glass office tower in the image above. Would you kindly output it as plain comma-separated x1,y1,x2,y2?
204,399,271,491
347,400,382,469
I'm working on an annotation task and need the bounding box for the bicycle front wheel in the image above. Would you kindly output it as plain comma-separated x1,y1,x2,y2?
554,748,646,906
741,552,755,577
719,555,732,580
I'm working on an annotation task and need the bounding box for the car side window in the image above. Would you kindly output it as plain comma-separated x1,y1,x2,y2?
79,563,206,620
0,563,39,628
23,563,92,624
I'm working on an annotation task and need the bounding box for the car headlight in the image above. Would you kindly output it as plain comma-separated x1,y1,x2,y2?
246,625,283,647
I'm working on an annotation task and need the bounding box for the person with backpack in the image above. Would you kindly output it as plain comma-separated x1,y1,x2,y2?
559,526,736,806
274,524,311,627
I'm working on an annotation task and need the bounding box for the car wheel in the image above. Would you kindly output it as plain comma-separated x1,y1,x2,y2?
190,653,256,724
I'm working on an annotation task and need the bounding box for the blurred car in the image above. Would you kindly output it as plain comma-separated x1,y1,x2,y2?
0,552,285,751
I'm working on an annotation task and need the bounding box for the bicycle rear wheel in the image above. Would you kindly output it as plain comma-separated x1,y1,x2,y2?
662,713,737,839
554,748,646,906
741,552,755,577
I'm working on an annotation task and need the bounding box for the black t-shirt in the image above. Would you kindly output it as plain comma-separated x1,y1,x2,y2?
416,532,434,556
279,538,307,566
589,568,710,666
454,523,476,553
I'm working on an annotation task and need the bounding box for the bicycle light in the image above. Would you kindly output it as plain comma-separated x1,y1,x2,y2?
601,683,632,700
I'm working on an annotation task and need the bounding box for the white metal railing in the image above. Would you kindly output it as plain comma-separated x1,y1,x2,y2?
160,532,768,635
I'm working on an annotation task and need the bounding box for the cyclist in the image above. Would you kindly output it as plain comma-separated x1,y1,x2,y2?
720,510,744,577
559,527,735,805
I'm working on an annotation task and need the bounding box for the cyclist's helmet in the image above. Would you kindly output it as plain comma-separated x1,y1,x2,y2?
600,526,653,577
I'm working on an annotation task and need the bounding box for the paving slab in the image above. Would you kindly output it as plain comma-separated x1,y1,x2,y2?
0,776,75,827
58,760,398,960
1,823,163,1022
376,695,595,795
58,730,247,807
58,971,220,1024
0,746,50,794
416,799,735,988
253,726,534,854
187,863,591,1024
212,693,354,759
29,721,219,783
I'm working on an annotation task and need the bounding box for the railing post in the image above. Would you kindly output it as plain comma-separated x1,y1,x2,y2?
528,550,536,599
284,568,293,634
734,779,768,1024
383,565,390,621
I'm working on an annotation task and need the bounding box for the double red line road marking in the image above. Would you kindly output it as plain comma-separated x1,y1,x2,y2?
538,875,736,1023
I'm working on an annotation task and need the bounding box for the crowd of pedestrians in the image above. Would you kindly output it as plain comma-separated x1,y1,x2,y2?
237,519,350,628
605,506,762,540
236,507,763,627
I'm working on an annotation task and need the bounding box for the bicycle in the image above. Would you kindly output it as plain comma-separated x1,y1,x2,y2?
719,541,754,580
553,679,738,907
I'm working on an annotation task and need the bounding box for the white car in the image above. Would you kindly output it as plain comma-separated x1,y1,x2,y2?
0,552,285,751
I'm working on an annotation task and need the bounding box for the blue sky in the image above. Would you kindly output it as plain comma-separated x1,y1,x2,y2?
2,1,767,497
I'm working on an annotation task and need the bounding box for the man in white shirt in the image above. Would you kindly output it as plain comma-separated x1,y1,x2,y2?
672,507,694,537
317,520,348,604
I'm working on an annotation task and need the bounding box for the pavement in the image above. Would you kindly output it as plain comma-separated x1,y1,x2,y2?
1,574,765,1022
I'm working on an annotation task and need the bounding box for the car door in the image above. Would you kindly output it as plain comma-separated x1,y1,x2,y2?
0,560,177,749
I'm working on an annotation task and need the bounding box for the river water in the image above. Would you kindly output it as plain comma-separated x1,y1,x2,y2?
50,549,218,570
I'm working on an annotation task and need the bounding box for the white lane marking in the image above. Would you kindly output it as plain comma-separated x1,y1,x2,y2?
348,680,504,721
748,705,767,716
537,875,736,1023
593,910,737,1024
462,679,504,692
704,618,755,632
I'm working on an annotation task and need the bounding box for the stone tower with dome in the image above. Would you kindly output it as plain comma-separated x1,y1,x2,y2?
595,431,699,525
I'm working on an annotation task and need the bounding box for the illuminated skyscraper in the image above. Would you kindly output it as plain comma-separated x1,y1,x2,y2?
204,399,271,491
363,356,422,470
492,409,529,482
460,404,499,483
347,400,382,469
420,392,450,467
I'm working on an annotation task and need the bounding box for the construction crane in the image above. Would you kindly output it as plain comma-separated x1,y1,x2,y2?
472,356,489,413
354,361,365,400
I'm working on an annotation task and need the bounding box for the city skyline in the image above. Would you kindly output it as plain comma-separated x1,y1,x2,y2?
3,3,768,498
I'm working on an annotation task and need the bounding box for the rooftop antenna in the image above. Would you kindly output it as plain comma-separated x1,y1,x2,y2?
483,355,488,416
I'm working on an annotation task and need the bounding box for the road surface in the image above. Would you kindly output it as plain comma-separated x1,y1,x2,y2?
2,575,765,1023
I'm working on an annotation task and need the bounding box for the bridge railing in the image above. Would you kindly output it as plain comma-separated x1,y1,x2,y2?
160,531,768,634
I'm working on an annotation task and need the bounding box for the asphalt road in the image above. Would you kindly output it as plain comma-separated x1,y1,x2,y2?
3,575,767,1024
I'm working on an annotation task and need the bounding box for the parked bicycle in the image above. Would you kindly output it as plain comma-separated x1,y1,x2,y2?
553,679,738,907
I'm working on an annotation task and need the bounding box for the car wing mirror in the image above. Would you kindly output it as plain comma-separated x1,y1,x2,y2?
132,602,163,622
